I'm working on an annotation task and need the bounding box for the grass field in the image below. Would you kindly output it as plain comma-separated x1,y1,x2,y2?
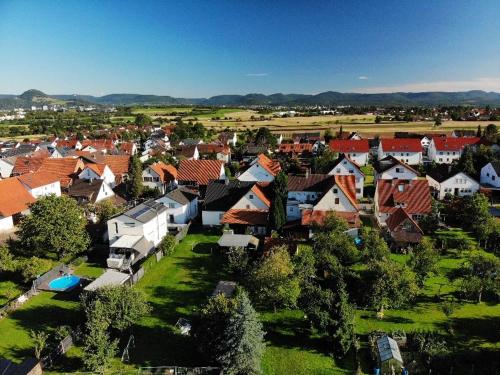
131,107,194,115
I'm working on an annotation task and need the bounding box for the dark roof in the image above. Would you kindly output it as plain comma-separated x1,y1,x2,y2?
287,174,334,192
0,144,37,158
203,180,255,211
373,156,419,175
426,164,460,183
68,179,109,203
165,187,198,205
123,199,167,223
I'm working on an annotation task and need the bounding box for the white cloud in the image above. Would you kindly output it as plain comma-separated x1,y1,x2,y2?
357,77,500,93
358,76,368,80
245,73,268,77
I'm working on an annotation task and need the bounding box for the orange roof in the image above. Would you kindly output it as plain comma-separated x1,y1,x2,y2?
12,153,49,175
56,139,80,148
197,143,231,155
278,143,313,153
334,175,358,209
250,184,271,207
301,210,360,228
38,158,85,188
103,155,130,176
221,209,269,225
178,159,224,186
81,139,116,151
120,142,136,155
148,162,178,183
256,154,281,176
85,163,107,177
376,179,431,215
17,171,60,189
386,207,423,233
0,177,36,217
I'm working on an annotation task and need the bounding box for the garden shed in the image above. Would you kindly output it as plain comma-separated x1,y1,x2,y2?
376,335,404,375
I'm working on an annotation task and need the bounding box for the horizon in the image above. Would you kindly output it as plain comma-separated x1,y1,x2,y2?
1,0,499,96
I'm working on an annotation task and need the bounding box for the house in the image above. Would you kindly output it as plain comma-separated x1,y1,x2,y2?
373,156,419,181
142,162,178,194
78,153,131,185
197,143,231,163
68,179,115,204
426,165,479,199
276,143,314,157
428,137,480,164
237,153,281,182
300,175,360,230
0,157,16,178
156,187,198,224
0,177,36,231
176,145,199,160
327,154,364,198
452,130,477,138
17,171,61,198
202,180,270,234
177,159,226,192
81,139,117,154
79,164,116,188
480,161,500,188
375,179,431,225
386,207,424,247
106,200,168,270
56,139,82,150
218,132,238,146
11,151,50,176
286,174,335,221
376,335,404,375
179,138,203,146
119,141,137,156
328,139,370,166
37,158,85,189
377,138,423,165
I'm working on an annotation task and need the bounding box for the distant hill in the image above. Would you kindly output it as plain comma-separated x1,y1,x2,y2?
1,89,500,109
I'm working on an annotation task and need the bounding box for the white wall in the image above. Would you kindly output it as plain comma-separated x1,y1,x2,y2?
314,185,357,212
376,165,418,181
107,210,167,247
428,140,461,164
427,173,480,199
28,181,61,198
202,210,224,225
343,152,368,166
480,163,500,187
0,160,14,178
328,159,364,198
232,190,269,209
237,163,275,182
378,148,422,165
156,195,198,224
0,215,14,231
94,182,115,203
79,166,116,188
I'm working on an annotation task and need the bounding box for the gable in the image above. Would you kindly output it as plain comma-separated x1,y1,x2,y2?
314,183,357,212
231,189,270,210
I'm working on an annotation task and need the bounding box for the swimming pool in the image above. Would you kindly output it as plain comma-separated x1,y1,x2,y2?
48,275,81,290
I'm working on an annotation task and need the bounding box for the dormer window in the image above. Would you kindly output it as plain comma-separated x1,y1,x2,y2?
333,188,338,194
398,184,404,192
249,194,254,199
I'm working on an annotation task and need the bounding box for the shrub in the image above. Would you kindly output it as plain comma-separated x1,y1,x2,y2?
159,235,176,256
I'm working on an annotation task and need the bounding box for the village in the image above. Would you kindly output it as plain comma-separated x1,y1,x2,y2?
0,113,498,375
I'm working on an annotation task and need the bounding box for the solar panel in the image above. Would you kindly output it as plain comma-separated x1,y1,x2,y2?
129,206,151,219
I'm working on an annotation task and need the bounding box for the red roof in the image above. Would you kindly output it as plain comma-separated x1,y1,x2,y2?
381,138,422,153
38,158,85,188
17,171,59,189
386,207,423,233
85,163,108,177
301,210,360,228
334,175,358,209
197,143,231,155
148,162,178,183
178,159,224,186
221,209,269,225
81,139,116,151
12,153,49,175
376,179,431,215
250,184,271,207
329,139,370,153
432,137,480,151
120,142,136,155
0,177,36,217
56,139,80,149
255,154,281,176
278,143,313,153
103,155,130,176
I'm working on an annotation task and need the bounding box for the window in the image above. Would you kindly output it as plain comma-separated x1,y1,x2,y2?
356,188,361,193
143,177,153,182
487,173,490,177
349,169,354,174
396,168,401,173
493,176,496,181
333,188,338,193
336,168,341,173
246,204,250,209
335,198,340,204
168,203,175,208
114,222,118,234
249,194,254,199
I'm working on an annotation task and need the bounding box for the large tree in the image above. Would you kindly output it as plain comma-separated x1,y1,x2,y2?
19,195,90,259
360,227,390,262
134,113,152,127
408,238,439,287
254,127,277,148
250,245,300,311
460,193,495,245
458,251,500,303
217,290,265,375
270,172,287,232
129,155,144,199
313,216,360,265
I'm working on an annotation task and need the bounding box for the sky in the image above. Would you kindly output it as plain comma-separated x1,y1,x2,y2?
1,0,500,97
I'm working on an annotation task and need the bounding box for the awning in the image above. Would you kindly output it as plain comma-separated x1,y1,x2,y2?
84,269,130,291
110,235,154,256
217,234,259,248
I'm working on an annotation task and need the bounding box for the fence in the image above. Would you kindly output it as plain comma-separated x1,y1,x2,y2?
138,366,221,375
41,329,79,369
174,222,191,244
131,267,145,285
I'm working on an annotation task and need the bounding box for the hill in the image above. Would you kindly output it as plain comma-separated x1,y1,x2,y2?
1,89,500,109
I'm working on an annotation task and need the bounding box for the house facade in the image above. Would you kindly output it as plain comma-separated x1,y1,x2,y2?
0,177,36,231
328,139,370,166
17,171,61,198
79,164,116,188
237,153,281,182
426,168,479,199
373,156,419,181
142,162,178,194
377,139,423,165
327,154,364,198
156,187,198,224
428,137,480,164
480,162,500,188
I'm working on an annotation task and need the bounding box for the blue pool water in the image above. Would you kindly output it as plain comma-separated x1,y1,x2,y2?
354,237,363,246
49,275,81,290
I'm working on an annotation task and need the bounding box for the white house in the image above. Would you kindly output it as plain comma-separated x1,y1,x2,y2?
378,139,423,165
480,162,500,188
0,177,36,231
79,164,116,188
106,200,168,269
426,167,479,199
0,157,16,178
156,187,198,224
68,179,115,204
287,174,332,221
428,137,480,164
374,156,419,181
237,153,281,182
328,139,370,166
142,162,178,194
327,154,364,198
17,171,61,198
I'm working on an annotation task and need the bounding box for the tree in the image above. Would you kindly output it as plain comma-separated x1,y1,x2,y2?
360,227,390,262
159,234,176,256
484,124,498,142
270,172,287,232
458,251,500,303
375,116,382,124
20,257,52,282
419,198,441,234
367,259,419,310
314,216,360,265
408,238,439,287
254,127,277,148
324,128,334,143
476,124,482,137
250,246,300,311
30,330,49,360
129,155,144,199
461,193,494,245
217,290,265,375
94,199,121,223
332,281,356,356
311,149,338,173
19,195,90,259
0,245,15,272
456,146,476,177
134,113,152,127
434,115,442,126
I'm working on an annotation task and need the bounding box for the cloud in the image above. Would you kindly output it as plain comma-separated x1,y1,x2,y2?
357,77,500,93
245,73,268,77
358,76,368,80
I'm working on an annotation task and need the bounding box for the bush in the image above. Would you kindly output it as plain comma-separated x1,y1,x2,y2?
159,235,176,256
21,257,52,282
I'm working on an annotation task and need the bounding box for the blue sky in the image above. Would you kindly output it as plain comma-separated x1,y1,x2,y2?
1,0,499,97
